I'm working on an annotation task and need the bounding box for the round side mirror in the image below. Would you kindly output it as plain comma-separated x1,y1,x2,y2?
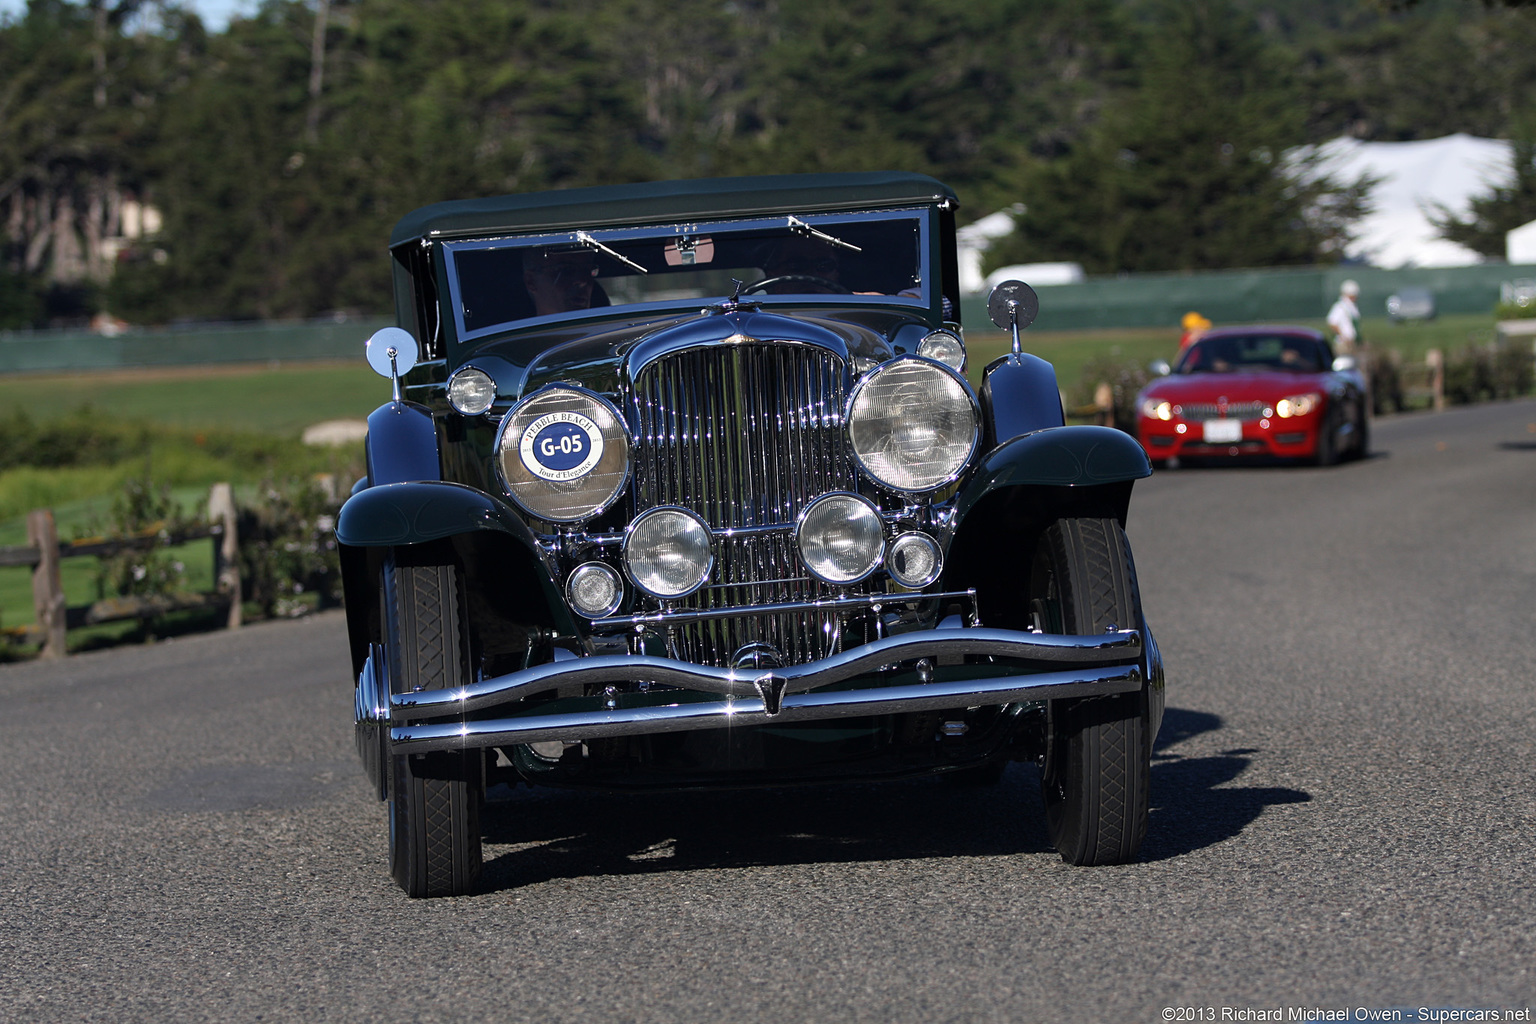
1332,355,1358,373
986,280,1039,331
1149,359,1171,377
366,327,418,380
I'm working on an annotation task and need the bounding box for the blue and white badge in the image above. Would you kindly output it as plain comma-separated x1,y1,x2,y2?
519,411,605,482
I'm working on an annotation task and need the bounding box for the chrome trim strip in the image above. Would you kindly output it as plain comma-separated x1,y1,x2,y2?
589,587,975,630
390,661,1143,753
389,627,1142,719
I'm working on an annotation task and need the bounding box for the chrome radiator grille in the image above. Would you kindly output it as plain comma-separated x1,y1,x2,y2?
1179,401,1266,422
631,343,861,666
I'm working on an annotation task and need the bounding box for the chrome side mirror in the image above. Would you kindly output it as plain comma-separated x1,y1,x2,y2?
986,279,1040,358
366,327,419,403
1149,358,1171,377
1332,355,1357,373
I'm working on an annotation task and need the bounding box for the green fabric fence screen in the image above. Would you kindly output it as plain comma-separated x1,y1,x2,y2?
6,261,1536,373
0,317,392,374
959,263,1536,332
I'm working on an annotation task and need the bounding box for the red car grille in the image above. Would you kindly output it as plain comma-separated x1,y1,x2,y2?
1177,401,1266,421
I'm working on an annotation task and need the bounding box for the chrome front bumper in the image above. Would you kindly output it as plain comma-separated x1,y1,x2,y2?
358,627,1149,759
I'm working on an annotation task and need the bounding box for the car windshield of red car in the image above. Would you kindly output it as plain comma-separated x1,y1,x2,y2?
1176,334,1328,374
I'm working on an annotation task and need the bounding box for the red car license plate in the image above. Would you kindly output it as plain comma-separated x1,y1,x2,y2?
1202,419,1242,443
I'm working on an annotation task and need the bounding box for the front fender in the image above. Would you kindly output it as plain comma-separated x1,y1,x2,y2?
956,424,1152,518
979,353,1066,448
366,400,440,485
336,480,537,549
945,425,1152,633
336,481,578,676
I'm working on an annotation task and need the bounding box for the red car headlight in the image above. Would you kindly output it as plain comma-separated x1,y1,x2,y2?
1275,393,1321,418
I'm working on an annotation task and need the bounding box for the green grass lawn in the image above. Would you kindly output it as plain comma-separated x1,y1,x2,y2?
0,360,385,435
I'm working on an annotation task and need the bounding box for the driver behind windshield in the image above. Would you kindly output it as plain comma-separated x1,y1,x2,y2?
758,236,847,294
523,249,601,315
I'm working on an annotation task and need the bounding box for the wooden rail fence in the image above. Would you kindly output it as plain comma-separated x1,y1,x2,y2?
0,482,241,659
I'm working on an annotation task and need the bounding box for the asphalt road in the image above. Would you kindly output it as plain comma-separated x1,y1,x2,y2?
3,399,1534,1024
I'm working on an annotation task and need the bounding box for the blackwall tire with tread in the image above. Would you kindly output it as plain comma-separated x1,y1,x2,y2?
1031,518,1151,866
383,561,482,898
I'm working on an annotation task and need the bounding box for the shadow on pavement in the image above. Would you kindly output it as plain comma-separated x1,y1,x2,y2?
473,705,1310,891
478,764,1054,892
1142,706,1312,862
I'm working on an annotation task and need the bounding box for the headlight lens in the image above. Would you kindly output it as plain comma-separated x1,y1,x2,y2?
847,358,978,493
496,386,630,523
916,329,966,372
886,532,942,589
797,493,885,585
624,507,713,599
1141,397,1173,421
1275,393,1321,418
566,562,623,618
447,366,497,415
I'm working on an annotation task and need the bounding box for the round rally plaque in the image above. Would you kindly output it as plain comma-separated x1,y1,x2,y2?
519,411,605,482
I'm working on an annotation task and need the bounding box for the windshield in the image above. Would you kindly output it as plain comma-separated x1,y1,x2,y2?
1176,333,1330,374
443,210,928,342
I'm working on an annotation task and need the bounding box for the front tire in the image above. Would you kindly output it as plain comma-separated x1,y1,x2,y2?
1313,410,1338,467
1031,518,1151,865
383,561,482,897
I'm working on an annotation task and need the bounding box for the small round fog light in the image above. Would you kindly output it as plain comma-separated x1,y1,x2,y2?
566,562,622,618
797,493,885,585
448,366,497,415
887,532,942,589
624,507,713,599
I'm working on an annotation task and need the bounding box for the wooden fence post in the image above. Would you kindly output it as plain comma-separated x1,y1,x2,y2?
208,483,242,630
27,509,66,659
1093,381,1114,427
1426,349,1445,412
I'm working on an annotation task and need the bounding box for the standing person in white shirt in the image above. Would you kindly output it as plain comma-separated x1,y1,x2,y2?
1326,279,1361,355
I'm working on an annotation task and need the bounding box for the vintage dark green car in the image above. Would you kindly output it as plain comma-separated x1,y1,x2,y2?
339,172,1164,897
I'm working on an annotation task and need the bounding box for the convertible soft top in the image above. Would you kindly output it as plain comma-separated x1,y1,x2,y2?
389,171,957,248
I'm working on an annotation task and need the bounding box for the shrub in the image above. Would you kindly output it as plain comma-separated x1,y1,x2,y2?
1071,355,1152,434
1443,341,1535,404
79,473,202,599
1365,348,1406,415
236,476,347,619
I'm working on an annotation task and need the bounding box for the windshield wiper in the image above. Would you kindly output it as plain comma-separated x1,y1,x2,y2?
575,231,648,274
786,215,862,253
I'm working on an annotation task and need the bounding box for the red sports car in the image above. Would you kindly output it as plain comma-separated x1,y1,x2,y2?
1135,326,1369,466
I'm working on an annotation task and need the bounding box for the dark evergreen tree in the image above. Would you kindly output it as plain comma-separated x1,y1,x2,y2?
1428,129,1536,258
985,0,1373,274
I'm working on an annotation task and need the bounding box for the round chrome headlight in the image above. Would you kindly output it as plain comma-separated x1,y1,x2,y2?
886,532,942,589
624,507,713,599
847,357,979,493
796,493,885,585
916,329,966,372
566,562,623,618
448,366,497,415
495,386,630,523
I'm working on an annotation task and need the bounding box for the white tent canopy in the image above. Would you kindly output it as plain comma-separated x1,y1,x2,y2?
1303,134,1514,269
1508,219,1536,264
